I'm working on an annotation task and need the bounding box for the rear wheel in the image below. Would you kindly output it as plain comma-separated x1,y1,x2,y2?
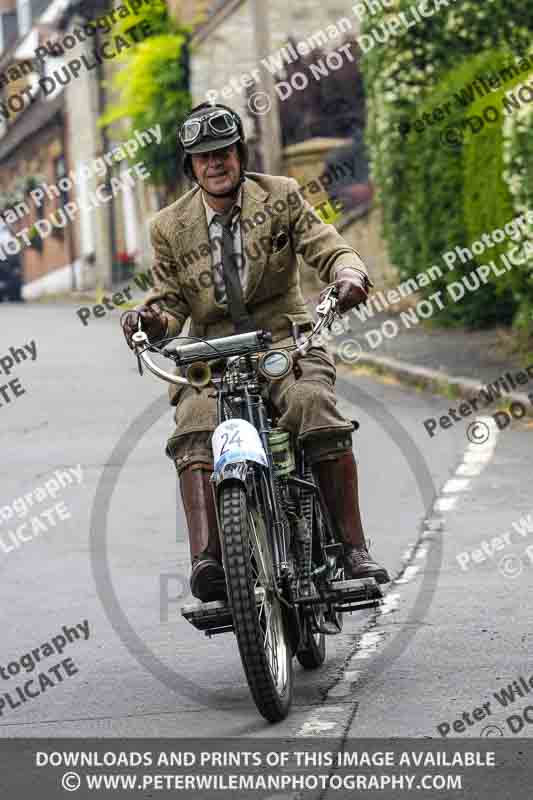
219,480,293,722
297,610,326,669
297,477,328,669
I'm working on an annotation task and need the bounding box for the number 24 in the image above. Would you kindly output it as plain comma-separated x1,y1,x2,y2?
220,429,242,454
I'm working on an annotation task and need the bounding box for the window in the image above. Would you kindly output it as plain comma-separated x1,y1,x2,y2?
0,11,18,52
54,156,68,206
17,0,31,37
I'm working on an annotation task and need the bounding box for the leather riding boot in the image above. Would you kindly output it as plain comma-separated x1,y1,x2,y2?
179,465,227,602
314,451,390,584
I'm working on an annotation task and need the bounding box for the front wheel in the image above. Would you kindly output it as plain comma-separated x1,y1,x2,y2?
218,480,293,722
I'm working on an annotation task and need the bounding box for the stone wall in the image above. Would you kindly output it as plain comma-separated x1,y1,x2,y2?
282,136,353,296
189,0,400,297
168,0,209,25
282,136,351,197
339,204,399,290
191,0,358,139
299,202,400,299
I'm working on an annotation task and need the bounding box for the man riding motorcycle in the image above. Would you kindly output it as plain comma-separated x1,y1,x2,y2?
122,102,389,602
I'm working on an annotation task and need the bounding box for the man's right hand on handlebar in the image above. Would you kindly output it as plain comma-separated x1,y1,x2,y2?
121,303,169,350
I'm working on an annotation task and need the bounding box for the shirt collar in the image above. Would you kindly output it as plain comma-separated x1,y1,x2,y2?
202,187,243,228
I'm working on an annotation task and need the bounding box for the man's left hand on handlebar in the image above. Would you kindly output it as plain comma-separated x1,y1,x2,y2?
320,267,370,314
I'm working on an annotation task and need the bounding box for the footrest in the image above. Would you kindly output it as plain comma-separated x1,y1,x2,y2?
330,577,383,604
181,599,233,632
293,578,383,608
181,588,266,634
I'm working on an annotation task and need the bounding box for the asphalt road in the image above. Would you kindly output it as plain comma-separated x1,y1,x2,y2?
0,301,531,743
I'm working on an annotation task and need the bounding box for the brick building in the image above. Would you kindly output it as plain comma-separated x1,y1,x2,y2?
0,0,157,298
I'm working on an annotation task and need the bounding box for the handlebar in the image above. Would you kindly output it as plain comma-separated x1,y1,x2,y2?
132,285,339,387
163,329,273,364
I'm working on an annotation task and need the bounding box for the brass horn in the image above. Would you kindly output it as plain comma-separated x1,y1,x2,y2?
186,360,212,389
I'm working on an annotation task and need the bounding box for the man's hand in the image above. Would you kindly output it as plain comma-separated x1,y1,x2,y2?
320,267,370,314
121,303,168,350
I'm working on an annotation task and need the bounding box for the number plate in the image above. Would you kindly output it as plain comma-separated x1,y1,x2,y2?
212,419,268,471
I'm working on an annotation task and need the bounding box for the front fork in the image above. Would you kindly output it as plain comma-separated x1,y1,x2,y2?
214,385,289,579
211,386,306,650
210,460,288,589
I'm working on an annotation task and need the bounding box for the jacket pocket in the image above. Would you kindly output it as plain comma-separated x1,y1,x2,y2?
268,230,292,272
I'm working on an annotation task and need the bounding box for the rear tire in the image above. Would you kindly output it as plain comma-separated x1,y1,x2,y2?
219,480,293,722
297,474,328,669
297,613,326,670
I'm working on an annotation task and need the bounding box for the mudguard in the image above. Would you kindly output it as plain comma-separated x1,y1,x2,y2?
211,419,268,488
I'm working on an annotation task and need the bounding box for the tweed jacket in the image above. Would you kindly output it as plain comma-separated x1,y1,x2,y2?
143,172,369,404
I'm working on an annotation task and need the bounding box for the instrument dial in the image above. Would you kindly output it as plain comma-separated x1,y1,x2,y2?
258,350,292,380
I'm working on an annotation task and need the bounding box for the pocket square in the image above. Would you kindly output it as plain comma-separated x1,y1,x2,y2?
272,230,289,252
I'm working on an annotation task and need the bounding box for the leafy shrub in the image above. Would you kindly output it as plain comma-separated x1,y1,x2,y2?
100,0,191,198
502,82,533,333
360,0,533,329
411,50,531,325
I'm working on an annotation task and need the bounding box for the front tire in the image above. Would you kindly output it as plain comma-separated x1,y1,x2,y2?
219,480,293,722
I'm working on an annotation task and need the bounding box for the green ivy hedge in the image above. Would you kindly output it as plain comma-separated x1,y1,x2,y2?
100,0,191,200
502,87,533,333
462,55,532,299
360,0,533,330
399,50,531,326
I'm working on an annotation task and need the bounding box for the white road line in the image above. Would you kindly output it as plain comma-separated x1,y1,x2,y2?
344,670,361,681
395,564,420,584
434,496,458,512
296,708,345,736
294,414,499,737
380,592,400,615
455,463,484,476
442,478,471,493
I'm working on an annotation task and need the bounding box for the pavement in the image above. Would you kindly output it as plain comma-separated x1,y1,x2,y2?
303,293,533,419
340,310,524,384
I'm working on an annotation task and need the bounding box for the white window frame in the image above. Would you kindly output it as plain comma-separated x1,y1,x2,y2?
17,0,32,37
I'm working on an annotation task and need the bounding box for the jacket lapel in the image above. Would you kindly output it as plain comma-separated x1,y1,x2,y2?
240,178,271,303
173,187,220,302
174,178,271,309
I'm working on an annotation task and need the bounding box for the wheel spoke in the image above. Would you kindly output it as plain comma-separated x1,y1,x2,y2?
263,603,272,650
219,483,292,722
247,507,287,693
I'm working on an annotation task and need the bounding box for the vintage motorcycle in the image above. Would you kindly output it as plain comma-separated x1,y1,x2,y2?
132,287,383,722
